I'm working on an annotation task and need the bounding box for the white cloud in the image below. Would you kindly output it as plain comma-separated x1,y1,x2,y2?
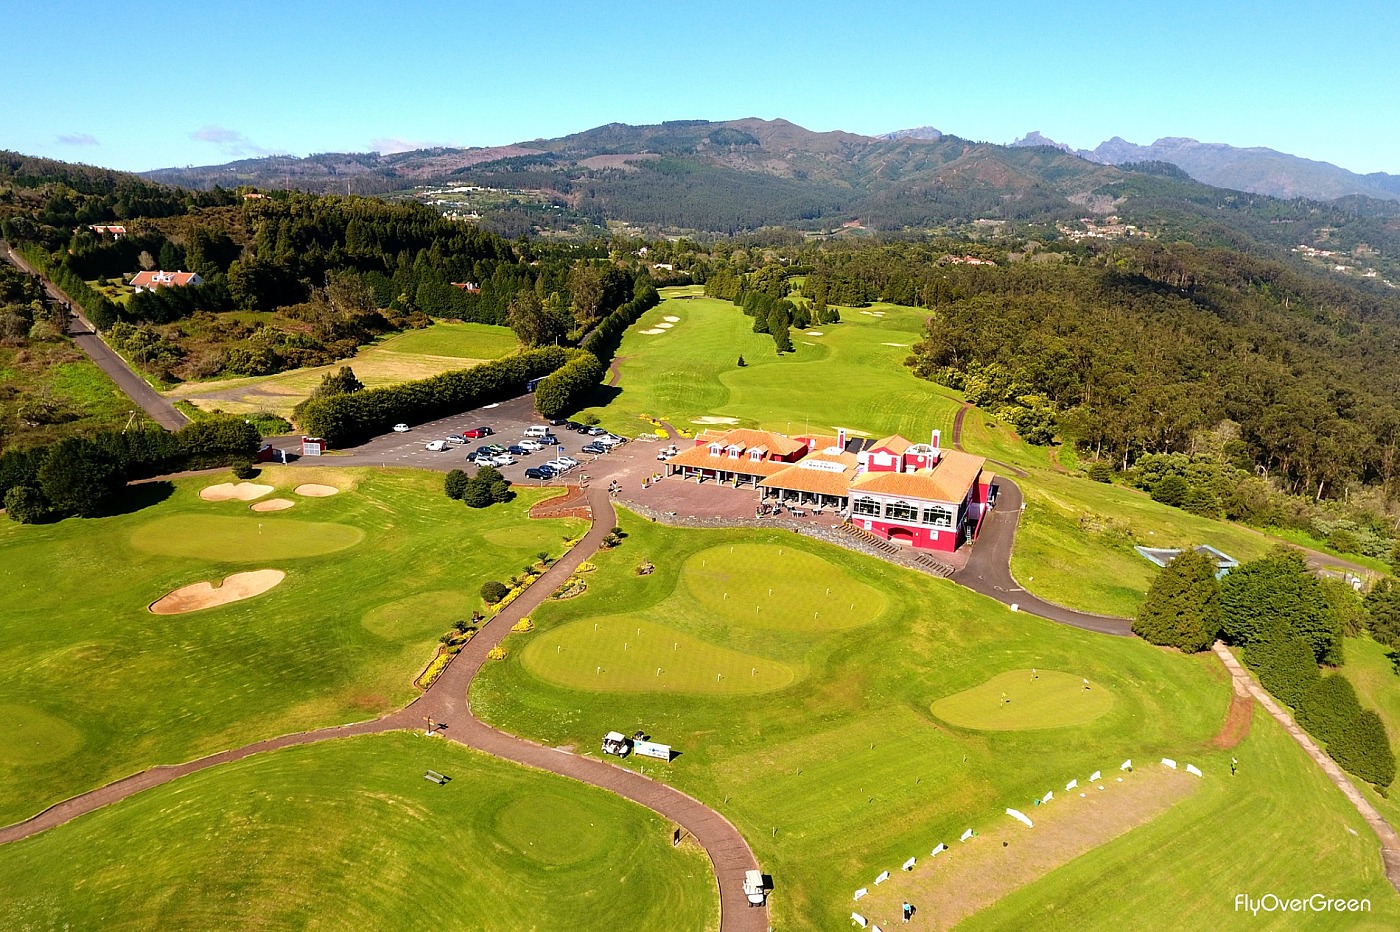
190,125,282,158
56,133,99,146
370,136,457,155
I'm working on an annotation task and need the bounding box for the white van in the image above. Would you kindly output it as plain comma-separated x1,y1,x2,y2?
425,439,449,452
523,425,551,438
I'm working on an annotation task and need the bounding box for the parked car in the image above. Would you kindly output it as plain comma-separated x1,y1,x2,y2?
544,458,571,472
523,425,551,438
539,434,559,446
425,440,449,452
558,455,580,468
524,466,556,480
581,441,608,455
585,426,606,436
462,426,494,438
507,444,530,456
490,454,516,466
597,434,624,447
446,435,468,445
392,423,411,432
475,444,506,455
547,418,568,427
519,439,545,452
564,421,586,432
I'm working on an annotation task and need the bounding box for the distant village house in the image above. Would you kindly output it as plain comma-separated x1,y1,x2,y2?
131,270,203,291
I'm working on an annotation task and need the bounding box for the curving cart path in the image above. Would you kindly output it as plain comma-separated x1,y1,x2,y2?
0,485,766,931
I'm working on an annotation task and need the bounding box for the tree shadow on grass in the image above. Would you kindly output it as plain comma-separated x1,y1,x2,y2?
587,384,622,408
101,480,174,517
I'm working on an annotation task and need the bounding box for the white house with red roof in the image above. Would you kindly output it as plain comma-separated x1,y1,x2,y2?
130,270,203,291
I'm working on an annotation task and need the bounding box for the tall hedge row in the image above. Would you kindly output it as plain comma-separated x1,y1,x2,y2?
296,346,573,446
1,417,260,520
580,281,660,365
17,244,120,329
534,352,605,420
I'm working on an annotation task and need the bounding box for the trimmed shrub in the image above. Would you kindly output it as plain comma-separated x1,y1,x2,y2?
463,480,494,508
1364,578,1400,648
1086,461,1113,483
479,580,509,603
1328,710,1397,788
231,462,258,480
1243,630,1319,709
1133,549,1220,652
1150,474,1189,507
1221,548,1341,664
4,485,50,524
1297,674,1363,739
444,468,468,500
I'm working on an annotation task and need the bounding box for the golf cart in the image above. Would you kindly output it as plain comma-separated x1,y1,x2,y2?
601,731,631,758
743,869,767,906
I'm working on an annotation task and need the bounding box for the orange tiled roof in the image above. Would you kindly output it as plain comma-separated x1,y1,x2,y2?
850,450,985,503
667,445,790,477
869,434,913,455
131,270,201,288
760,447,861,497
713,428,806,457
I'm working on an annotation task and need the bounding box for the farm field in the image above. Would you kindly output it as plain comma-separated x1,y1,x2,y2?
164,320,520,417
0,465,584,826
467,513,1399,927
0,733,717,931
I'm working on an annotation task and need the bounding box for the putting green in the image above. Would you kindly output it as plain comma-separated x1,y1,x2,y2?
129,514,364,561
930,670,1115,731
683,542,888,631
520,616,796,694
491,792,614,866
0,704,83,766
361,590,464,640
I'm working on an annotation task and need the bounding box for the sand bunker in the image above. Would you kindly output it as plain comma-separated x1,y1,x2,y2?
663,315,680,322
294,484,339,498
882,342,910,347
150,570,286,615
640,328,666,335
692,416,741,425
806,330,824,336
251,498,295,512
200,482,273,502
655,322,674,329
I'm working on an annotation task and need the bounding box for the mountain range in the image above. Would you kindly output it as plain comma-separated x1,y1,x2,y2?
1008,131,1400,202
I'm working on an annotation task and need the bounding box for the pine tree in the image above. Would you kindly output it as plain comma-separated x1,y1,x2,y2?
1133,549,1220,652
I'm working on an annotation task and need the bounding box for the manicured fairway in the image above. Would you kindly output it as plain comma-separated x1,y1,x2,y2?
1337,636,1400,826
0,733,718,932
0,466,585,826
930,669,1114,730
474,515,1400,927
583,291,964,440
164,320,520,417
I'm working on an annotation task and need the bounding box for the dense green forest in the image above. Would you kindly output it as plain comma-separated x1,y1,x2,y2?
0,154,642,383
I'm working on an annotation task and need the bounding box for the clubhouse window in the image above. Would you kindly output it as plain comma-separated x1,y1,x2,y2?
851,497,881,517
922,506,954,528
884,500,919,522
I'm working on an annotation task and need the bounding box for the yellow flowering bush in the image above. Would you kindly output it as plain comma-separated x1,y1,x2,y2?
487,645,508,661
511,617,534,632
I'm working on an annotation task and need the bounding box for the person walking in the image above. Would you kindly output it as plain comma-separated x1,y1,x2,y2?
902,901,913,923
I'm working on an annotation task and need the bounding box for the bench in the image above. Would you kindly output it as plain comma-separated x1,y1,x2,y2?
423,770,448,785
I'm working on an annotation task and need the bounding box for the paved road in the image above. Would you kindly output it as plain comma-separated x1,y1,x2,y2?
1,241,189,431
0,482,768,931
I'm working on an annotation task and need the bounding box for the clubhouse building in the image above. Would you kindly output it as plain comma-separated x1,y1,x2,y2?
664,427,996,552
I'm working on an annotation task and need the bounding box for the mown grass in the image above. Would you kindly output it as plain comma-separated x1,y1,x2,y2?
1337,636,1400,824
0,466,585,825
582,292,963,440
165,321,520,417
0,733,718,931
961,706,1400,930
468,512,1361,928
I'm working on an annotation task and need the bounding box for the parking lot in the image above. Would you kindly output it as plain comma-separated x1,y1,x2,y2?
274,393,669,490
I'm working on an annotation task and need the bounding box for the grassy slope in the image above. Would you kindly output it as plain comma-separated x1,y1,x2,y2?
0,733,718,932
0,341,134,450
0,466,584,825
164,321,520,417
1338,636,1400,823
962,705,1400,930
581,293,964,440
471,512,1289,928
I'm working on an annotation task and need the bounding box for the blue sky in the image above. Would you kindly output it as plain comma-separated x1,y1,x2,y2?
7,0,1397,174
